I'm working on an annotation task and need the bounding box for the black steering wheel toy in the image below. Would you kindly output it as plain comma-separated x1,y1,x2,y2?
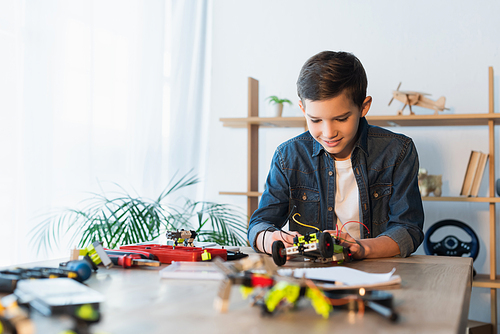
424,219,480,275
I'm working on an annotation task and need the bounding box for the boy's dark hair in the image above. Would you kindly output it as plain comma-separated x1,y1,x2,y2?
297,51,367,108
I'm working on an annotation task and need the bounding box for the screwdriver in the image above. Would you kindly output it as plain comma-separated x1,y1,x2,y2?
109,254,161,269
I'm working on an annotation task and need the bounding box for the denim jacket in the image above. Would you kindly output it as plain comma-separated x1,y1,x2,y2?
247,117,424,257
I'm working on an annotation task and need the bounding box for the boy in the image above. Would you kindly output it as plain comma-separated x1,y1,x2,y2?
247,51,424,259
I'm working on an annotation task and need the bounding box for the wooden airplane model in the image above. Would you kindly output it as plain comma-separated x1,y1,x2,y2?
389,82,448,115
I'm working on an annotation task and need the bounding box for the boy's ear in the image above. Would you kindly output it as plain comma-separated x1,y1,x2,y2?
299,100,306,115
361,96,372,117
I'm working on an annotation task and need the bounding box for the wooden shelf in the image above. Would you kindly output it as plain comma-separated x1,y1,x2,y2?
473,274,500,289
219,194,500,202
366,113,500,127
220,116,306,128
219,191,262,197
422,196,500,203
220,113,500,129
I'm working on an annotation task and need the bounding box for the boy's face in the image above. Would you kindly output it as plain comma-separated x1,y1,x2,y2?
299,92,372,160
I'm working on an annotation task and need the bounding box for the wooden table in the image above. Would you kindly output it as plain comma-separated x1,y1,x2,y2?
3,252,472,334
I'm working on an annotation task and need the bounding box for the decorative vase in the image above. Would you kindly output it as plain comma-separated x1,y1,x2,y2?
274,103,283,117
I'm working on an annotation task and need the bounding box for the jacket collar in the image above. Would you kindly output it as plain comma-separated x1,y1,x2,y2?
355,117,369,158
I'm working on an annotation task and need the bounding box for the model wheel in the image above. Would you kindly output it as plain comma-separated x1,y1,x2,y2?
319,232,334,258
272,240,287,266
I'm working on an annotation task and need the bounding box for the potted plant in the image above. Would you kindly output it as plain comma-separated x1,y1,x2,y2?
30,172,248,254
266,95,292,117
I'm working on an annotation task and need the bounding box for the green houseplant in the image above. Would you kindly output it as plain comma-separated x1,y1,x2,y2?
266,95,293,117
30,172,248,254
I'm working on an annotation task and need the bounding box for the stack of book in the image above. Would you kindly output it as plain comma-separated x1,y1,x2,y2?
460,150,489,197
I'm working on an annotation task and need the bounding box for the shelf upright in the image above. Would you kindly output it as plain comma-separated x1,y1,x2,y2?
488,66,497,332
247,77,260,221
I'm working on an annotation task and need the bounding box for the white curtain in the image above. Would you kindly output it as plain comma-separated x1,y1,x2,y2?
0,0,211,266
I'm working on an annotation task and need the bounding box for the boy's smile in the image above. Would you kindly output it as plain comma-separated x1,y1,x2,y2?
299,92,372,160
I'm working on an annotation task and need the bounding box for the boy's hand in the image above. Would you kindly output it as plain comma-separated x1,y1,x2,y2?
325,230,366,260
257,230,300,255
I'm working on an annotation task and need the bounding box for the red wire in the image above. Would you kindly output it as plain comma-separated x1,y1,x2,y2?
336,220,371,238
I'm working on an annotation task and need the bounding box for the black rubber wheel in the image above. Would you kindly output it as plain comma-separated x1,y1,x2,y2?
272,240,287,266
424,219,479,261
319,232,334,258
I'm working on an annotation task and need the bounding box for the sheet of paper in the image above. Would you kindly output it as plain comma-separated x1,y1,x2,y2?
159,261,225,280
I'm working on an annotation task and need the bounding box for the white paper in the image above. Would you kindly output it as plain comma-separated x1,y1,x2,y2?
159,261,225,280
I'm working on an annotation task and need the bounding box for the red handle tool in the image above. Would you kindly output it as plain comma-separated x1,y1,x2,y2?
109,254,161,269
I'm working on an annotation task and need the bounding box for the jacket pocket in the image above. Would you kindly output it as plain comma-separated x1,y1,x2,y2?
289,187,320,235
369,184,391,226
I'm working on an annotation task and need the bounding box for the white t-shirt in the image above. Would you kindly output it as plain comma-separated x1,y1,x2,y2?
334,158,361,239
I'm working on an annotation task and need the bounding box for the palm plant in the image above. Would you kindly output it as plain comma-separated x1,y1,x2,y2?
29,172,248,254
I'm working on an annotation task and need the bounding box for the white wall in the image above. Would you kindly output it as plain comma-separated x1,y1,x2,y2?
207,0,500,327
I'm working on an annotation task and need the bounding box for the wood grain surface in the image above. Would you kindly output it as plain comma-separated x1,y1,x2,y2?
3,251,472,334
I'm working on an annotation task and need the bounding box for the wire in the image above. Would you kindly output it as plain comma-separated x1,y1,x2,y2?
279,230,295,246
336,220,371,239
334,236,358,245
262,226,276,255
292,213,320,232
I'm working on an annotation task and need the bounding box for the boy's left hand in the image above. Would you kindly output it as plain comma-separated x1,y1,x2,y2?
324,230,366,260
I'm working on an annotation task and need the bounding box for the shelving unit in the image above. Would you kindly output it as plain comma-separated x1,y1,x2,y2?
219,72,498,330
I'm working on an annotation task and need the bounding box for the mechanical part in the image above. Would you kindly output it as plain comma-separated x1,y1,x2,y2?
424,219,479,261
62,260,93,282
165,229,198,247
108,254,161,268
318,232,334,258
272,241,287,266
324,289,398,322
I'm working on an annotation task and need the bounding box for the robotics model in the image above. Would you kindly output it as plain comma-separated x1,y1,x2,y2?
271,214,353,266
165,229,198,247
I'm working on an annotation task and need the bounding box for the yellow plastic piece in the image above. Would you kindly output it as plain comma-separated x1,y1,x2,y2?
68,272,78,279
306,287,332,319
86,244,102,265
309,233,318,243
0,321,3,334
265,281,300,312
240,286,254,299
298,236,305,244
201,250,211,261
75,304,99,321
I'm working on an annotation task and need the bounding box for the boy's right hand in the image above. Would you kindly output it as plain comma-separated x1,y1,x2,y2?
257,230,300,254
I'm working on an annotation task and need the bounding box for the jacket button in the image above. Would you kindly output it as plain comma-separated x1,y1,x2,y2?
374,192,379,198
328,171,333,176
328,207,333,211
302,194,307,200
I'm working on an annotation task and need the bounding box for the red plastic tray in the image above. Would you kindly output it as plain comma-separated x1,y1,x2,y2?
119,244,227,264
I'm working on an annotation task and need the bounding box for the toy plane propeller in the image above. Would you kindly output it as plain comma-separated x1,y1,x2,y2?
389,82,448,115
